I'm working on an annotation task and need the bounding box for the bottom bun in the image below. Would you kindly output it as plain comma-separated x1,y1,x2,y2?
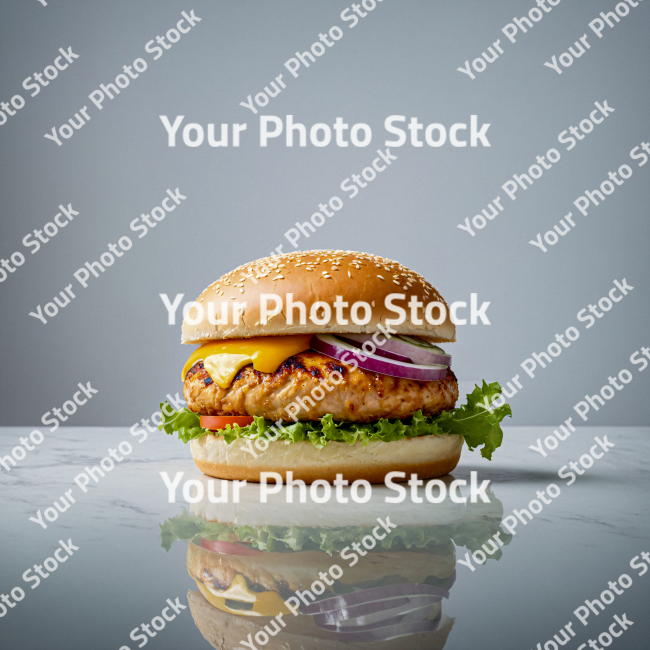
190,433,463,483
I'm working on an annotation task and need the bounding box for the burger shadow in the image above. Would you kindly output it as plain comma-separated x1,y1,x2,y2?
450,465,625,485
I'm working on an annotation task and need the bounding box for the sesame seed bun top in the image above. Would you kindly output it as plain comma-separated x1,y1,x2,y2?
181,250,456,344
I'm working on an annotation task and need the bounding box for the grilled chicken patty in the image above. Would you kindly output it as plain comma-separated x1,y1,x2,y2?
187,542,454,597
184,350,458,422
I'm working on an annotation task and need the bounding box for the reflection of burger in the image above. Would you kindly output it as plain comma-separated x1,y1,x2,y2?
160,478,511,648
160,250,511,482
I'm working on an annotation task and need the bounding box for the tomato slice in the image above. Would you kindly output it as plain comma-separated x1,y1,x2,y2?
200,538,266,555
200,415,255,431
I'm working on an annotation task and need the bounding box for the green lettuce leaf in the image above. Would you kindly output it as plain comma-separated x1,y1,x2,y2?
159,505,512,557
436,381,512,460
158,381,511,458
158,403,205,443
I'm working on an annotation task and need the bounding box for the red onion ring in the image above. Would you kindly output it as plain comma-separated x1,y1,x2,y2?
313,594,440,625
336,335,413,363
315,605,437,633
341,333,451,367
313,596,440,630
311,335,448,381
299,583,449,615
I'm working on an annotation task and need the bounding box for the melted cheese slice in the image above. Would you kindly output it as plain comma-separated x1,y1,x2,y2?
195,575,290,617
182,334,312,388
203,354,252,388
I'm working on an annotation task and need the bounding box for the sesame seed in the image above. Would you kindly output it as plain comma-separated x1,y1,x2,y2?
323,274,332,279
348,271,351,277
377,275,384,280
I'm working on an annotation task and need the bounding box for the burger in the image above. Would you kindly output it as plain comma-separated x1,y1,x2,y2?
160,250,511,483
160,476,511,648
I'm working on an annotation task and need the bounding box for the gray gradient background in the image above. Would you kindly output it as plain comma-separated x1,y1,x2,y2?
1,0,649,427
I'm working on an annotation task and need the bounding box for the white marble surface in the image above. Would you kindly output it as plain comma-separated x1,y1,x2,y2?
0,426,649,649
